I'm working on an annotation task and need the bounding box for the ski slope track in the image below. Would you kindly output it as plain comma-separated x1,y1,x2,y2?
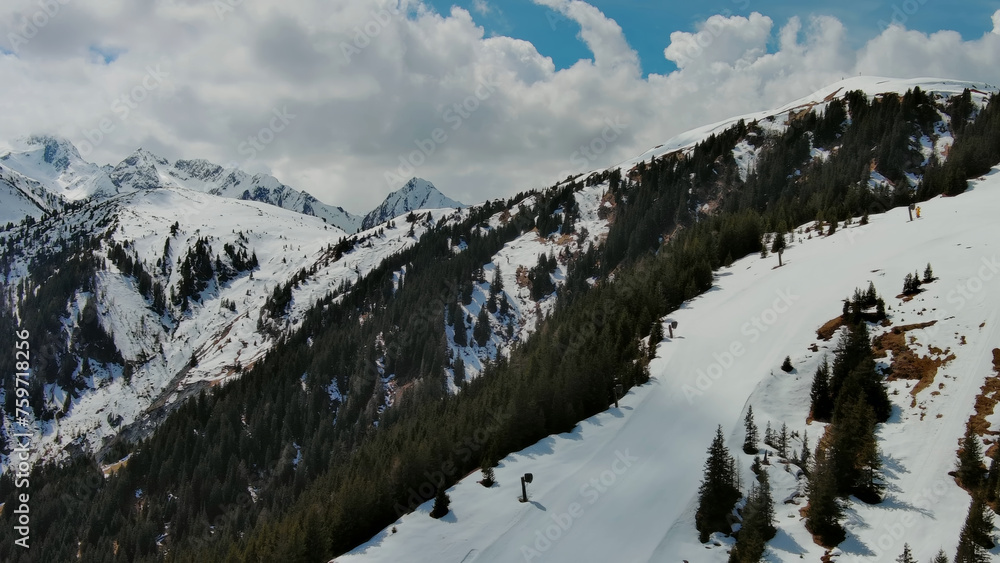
339,167,1000,561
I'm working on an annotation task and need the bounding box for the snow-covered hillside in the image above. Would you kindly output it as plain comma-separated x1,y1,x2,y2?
337,165,1000,561
361,177,464,231
0,171,611,470
595,76,995,184
0,187,447,468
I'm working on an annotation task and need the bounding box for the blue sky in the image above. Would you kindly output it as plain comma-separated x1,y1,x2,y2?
425,0,1000,76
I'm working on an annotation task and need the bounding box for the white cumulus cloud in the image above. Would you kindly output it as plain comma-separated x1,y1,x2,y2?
1,1,999,213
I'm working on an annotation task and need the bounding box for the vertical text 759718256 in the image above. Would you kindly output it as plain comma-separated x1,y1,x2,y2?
12,328,33,549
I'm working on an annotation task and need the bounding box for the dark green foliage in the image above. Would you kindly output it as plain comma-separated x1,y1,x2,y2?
923,91,1000,197
729,470,776,563
903,272,922,296
810,357,833,422
830,322,891,423
806,443,846,547
955,493,995,562
985,444,1000,503
770,231,786,255
924,263,935,283
843,282,887,324
957,428,986,491
781,356,793,373
528,253,557,301
481,466,495,487
743,406,759,455
830,391,882,501
896,543,916,563
453,308,468,347
473,306,491,347
649,319,663,360
430,488,450,519
696,426,741,542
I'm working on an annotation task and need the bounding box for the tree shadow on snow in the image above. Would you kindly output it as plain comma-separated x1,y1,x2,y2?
767,528,807,557
837,534,877,558
876,452,908,482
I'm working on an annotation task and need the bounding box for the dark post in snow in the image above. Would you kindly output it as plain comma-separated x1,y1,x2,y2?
613,376,622,409
668,320,677,339
908,203,914,222
520,473,533,503
778,248,784,268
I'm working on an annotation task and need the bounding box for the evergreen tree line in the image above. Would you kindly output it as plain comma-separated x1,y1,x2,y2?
2,89,998,562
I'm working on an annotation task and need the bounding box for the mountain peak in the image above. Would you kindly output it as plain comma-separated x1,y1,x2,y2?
360,178,464,231
8,134,83,171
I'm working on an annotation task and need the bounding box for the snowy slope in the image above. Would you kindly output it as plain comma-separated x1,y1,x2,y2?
361,177,464,231
337,166,1000,562
441,181,610,389
0,170,50,223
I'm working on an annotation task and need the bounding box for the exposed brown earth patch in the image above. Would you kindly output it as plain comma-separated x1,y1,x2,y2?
816,316,844,341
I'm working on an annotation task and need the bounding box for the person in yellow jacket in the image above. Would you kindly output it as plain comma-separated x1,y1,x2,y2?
916,206,921,218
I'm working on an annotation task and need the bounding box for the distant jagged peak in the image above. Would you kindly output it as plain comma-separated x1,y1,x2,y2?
361,177,464,231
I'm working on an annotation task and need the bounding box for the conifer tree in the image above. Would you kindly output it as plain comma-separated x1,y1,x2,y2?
985,444,1000,503
430,487,451,518
729,472,775,563
781,355,793,372
696,426,741,542
453,311,468,347
957,428,986,491
806,443,845,547
743,407,759,455
931,549,949,563
800,430,810,467
831,387,882,499
490,266,503,295
955,493,994,562
896,543,916,563
810,356,834,421
473,306,491,347
778,423,789,459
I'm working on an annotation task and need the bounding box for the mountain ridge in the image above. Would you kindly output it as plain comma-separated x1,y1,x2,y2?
0,139,465,235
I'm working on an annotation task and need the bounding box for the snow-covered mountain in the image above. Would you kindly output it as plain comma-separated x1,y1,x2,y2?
328,76,1000,562
108,147,363,233
338,132,1000,563
0,135,122,201
3,76,998,561
361,177,464,230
